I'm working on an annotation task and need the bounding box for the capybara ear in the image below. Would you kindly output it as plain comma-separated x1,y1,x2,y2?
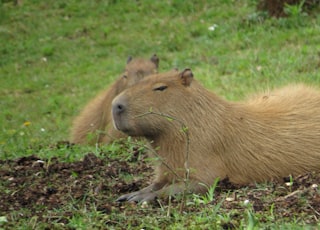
127,56,133,64
180,68,193,86
150,54,159,68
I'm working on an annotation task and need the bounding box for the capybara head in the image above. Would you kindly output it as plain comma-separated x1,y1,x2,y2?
112,68,195,138
70,54,160,145
117,54,159,93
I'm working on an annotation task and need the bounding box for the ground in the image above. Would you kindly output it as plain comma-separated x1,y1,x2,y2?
0,141,319,229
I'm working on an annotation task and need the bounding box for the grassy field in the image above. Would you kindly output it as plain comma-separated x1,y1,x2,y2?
1,0,320,229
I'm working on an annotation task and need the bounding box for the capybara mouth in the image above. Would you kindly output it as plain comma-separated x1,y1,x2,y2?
112,112,132,135
112,114,122,131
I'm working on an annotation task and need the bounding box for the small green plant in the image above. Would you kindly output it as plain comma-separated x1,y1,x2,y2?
42,45,55,57
242,199,259,230
284,0,306,17
1,121,33,158
0,216,8,227
286,174,294,192
191,178,220,205
246,208,258,230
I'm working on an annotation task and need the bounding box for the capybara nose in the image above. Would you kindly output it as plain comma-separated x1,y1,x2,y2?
113,103,125,116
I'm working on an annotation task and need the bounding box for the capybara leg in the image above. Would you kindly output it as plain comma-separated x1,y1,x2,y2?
116,181,166,202
153,181,206,200
116,180,205,203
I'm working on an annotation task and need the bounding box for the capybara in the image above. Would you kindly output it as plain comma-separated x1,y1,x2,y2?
70,54,159,144
112,68,320,202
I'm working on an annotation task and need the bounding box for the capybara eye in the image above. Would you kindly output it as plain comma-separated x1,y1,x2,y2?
153,85,168,91
123,75,127,79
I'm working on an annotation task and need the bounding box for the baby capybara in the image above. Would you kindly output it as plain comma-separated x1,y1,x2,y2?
112,68,320,202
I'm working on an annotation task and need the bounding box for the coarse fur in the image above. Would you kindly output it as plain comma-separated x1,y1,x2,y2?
112,69,320,202
70,55,159,144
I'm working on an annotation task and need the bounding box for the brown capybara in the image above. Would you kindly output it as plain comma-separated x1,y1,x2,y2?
70,54,159,144
112,68,320,202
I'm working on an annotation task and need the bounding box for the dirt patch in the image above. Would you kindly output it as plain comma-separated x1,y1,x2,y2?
0,142,153,225
217,174,320,225
0,142,319,227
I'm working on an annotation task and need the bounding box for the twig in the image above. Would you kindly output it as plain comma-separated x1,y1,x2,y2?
135,110,191,211
141,142,182,180
308,204,320,217
135,111,190,182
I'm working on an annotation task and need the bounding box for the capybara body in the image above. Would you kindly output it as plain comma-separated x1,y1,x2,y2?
112,69,320,202
70,55,159,144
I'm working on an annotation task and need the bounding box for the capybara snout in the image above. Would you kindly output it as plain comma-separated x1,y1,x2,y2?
113,101,126,117
112,96,127,131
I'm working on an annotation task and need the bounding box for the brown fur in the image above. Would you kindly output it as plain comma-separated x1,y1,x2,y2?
70,55,159,144
112,69,320,202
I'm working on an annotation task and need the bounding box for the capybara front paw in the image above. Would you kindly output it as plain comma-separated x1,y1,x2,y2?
116,191,157,203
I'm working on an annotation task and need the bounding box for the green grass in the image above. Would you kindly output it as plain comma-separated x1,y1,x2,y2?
1,0,320,228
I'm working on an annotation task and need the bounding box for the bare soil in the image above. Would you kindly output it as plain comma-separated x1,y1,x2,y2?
0,142,319,228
